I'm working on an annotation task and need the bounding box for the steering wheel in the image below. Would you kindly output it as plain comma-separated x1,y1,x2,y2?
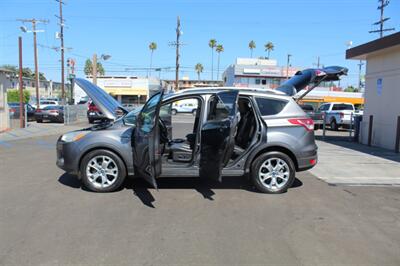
158,118,169,143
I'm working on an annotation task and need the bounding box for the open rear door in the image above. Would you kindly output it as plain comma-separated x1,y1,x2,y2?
133,91,164,189
199,90,239,182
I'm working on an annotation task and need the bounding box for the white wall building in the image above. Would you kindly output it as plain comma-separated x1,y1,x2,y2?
346,32,400,151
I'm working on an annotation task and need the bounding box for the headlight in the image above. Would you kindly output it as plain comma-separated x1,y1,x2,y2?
61,131,90,142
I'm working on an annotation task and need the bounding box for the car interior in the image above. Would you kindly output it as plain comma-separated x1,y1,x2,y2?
158,95,258,167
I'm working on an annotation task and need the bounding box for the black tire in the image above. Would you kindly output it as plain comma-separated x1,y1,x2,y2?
171,109,177,115
36,119,42,123
192,109,197,116
88,118,94,124
314,124,320,130
80,149,127,192
251,151,296,194
330,119,338,131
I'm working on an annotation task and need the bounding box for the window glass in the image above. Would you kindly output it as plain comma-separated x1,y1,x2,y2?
139,93,162,133
207,92,237,121
261,80,267,85
255,97,287,116
332,104,353,111
318,104,328,111
255,79,261,85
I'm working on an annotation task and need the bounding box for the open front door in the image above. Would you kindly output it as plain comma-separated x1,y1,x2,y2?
133,91,164,189
200,90,239,182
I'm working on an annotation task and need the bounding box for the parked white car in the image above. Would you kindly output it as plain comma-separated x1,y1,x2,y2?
31,100,59,109
171,99,198,115
318,102,362,130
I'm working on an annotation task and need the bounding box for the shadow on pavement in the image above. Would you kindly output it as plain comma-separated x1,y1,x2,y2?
58,173,303,208
316,136,400,163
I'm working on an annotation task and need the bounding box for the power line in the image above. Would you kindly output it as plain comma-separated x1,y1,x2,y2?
369,0,395,38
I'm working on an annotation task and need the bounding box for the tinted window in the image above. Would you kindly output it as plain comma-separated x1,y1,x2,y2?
300,104,314,112
318,104,329,111
255,97,287,116
139,93,162,133
332,104,353,111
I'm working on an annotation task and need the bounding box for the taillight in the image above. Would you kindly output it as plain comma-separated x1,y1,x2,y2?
50,110,58,114
36,109,42,113
9,108,16,113
288,118,314,131
339,112,344,118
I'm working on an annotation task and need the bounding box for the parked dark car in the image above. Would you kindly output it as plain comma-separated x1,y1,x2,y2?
56,66,347,194
299,104,324,130
35,106,64,123
87,101,106,123
8,102,36,121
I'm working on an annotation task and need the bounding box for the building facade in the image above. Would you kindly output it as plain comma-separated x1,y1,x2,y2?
346,32,400,151
162,78,223,90
222,58,301,89
74,76,161,105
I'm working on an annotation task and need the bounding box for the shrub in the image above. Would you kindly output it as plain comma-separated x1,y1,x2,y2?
7,89,30,103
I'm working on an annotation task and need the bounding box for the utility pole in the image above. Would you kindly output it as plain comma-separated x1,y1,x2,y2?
369,0,395,38
18,37,25,128
56,0,66,104
169,16,182,91
17,18,48,109
358,60,364,92
286,54,292,79
92,53,98,85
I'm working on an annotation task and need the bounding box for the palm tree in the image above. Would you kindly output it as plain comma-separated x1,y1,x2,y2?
216,44,224,80
248,40,256,58
264,42,274,59
208,39,217,80
148,42,157,76
195,63,204,80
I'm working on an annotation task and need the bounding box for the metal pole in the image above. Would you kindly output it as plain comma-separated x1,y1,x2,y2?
32,21,40,109
59,0,65,104
93,53,97,85
368,115,373,146
18,36,25,128
349,112,353,140
286,54,291,79
322,112,326,140
395,116,400,153
175,16,181,91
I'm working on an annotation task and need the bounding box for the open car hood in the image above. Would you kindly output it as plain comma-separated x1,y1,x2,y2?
75,78,128,120
276,66,348,96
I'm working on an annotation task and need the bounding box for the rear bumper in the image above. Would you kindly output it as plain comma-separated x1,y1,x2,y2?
296,147,318,172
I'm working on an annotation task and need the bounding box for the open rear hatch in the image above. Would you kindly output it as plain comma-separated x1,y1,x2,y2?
75,78,128,120
275,66,348,101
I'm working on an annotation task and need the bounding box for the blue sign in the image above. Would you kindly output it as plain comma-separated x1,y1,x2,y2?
377,78,383,95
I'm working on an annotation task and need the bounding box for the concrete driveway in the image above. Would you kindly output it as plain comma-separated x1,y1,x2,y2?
1,134,399,265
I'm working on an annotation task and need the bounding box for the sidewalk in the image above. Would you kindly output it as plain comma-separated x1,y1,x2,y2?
311,139,400,186
0,122,88,143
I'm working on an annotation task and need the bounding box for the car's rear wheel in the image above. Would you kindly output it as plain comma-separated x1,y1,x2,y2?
80,149,126,192
36,119,42,123
251,151,295,194
330,119,338,131
192,109,197,116
171,109,177,115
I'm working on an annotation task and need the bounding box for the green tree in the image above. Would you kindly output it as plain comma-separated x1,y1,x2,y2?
264,41,274,59
216,44,224,81
208,39,217,80
248,40,256,58
344,86,357,92
0,65,46,80
84,59,105,77
195,63,204,80
7,89,30,103
148,42,157,76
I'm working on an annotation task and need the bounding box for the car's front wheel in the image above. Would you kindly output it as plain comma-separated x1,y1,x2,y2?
80,149,126,192
251,151,295,194
171,109,177,115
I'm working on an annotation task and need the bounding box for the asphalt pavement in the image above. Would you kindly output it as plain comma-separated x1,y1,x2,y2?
1,133,400,265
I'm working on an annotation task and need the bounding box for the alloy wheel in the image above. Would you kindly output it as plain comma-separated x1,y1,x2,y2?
86,155,119,189
258,158,290,191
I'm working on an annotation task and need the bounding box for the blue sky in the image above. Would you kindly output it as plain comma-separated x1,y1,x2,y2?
1,0,399,87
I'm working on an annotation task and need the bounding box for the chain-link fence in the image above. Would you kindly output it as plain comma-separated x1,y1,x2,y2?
8,103,28,129
63,104,87,125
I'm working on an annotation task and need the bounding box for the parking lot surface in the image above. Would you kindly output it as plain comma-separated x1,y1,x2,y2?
1,133,400,265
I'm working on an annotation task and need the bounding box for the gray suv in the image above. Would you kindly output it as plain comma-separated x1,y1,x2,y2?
56,66,347,193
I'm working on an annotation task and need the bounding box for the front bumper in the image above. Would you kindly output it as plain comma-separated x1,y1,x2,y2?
56,137,82,175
